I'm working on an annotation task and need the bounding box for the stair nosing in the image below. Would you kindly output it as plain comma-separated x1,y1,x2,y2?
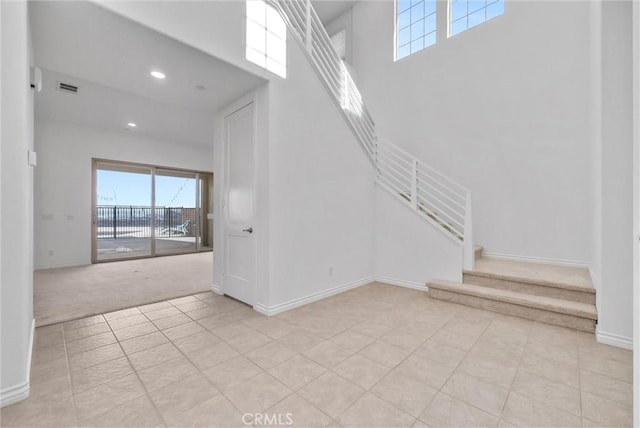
462,269,595,294
428,280,597,319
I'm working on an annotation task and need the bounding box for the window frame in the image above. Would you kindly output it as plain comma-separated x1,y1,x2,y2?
448,0,505,38
394,0,438,61
245,0,287,78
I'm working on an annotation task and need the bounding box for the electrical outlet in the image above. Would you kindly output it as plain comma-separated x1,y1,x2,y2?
329,267,333,276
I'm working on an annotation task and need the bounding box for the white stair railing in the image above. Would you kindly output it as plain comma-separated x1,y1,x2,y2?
268,0,474,269
377,138,474,269
271,0,376,163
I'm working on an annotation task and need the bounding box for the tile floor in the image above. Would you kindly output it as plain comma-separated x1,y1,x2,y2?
1,283,634,427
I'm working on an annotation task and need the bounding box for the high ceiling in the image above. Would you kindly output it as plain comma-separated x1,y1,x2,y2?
30,1,266,146
29,1,357,146
311,0,359,24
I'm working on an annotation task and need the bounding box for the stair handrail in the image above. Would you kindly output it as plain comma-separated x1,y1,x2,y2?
269,0,377,163
267,0,474,269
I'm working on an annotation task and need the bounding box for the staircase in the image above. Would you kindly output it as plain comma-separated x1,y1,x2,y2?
268,0,597,332
428,250,598,332
268,0,475,270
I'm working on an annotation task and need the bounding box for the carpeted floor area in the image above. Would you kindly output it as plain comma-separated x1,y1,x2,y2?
34,252,213,326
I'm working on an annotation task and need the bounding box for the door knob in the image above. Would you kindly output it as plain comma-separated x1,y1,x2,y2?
243,227,253,234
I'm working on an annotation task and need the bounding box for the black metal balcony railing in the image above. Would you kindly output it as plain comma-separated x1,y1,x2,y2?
96,205,196,239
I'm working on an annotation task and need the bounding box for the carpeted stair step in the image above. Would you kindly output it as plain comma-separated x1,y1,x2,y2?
427,279,597,332
463,258,595,304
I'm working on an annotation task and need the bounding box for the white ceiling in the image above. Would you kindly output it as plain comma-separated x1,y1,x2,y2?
311,0,359,24
30,1,266,146
36,69,216,145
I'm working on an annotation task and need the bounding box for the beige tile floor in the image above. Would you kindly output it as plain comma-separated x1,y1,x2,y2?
1,283,634,427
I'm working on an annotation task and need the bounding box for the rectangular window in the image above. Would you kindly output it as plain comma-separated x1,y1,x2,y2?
246,0,287,78
449,0,504,37
396,0,437,60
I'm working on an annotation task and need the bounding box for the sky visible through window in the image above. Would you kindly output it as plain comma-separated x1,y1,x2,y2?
97,170,196,207
396,0,437,60
450,0,504,36
396,0,504,60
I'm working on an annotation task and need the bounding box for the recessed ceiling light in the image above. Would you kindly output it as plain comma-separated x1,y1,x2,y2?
150,70,166,79
127,122,137,128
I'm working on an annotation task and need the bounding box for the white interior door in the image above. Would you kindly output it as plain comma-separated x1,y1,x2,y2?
223,103,255,305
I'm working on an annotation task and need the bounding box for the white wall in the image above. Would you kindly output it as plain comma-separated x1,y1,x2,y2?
264,40,376,310
633,2,640,426
34,119,213,269
214,42,377,313
325,8,354,65
352,0,593,264
0,0,35,406
589,0,604,336
351,0,635,345
633,0,640,422
596,0,634,347
375,187,463,288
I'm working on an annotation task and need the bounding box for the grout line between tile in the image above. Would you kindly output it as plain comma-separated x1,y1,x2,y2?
22,285,631,428
60,325,80,426
497,317,532,426
328,307,470,423
76,309,164,426
147,293,277,424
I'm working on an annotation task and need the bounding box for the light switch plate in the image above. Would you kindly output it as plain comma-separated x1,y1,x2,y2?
28,150,37,167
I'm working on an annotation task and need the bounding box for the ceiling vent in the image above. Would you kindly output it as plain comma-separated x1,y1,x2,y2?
57,82,78,94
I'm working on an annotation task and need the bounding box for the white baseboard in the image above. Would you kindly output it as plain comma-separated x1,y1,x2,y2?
588,267,600,289
211,283,223,295
254,276,375,316
0,319,35,408
596,327,633,350
27,319,34,382
482,252,589,269
35,260,89,270
0,382,29,408
375,276,428,292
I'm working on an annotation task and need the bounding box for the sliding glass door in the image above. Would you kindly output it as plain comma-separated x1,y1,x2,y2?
155,169,198,256
94,163,153,261
93,160,212,263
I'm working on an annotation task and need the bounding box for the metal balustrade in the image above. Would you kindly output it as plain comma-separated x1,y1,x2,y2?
96,206,195,239
267,0,474,269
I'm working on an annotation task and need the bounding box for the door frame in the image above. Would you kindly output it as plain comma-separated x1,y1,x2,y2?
220,100,258,305
91,158,213,263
